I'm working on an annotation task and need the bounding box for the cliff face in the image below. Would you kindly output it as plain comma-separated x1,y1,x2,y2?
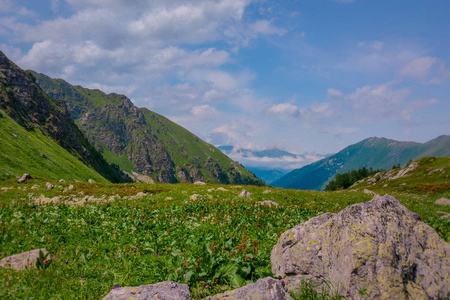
32,72,263,185
0,51,130,183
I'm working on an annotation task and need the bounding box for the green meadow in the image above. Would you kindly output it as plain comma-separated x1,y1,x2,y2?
0,160,448,299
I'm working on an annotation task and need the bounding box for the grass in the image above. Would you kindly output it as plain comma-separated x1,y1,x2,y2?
0,110,107,183
0,164,448,299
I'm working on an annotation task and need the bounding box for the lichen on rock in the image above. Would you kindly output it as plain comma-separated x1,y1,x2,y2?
271,195,450,299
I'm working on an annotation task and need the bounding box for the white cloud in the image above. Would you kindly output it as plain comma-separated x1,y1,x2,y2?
248,19,286,36
327,88,343,99
191,104,219,119
345,83,411,122
399,56,436,79
266,102,300,117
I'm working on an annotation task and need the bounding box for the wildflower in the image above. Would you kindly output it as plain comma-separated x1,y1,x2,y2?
6,282,8,287
280,279,284,284
205,285,209,289
9,276,12,281
183,274,186,279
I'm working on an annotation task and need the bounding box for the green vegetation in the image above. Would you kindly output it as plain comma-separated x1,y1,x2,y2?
31,71,263,185
325,166,383,191
0,156,448,299
274,136,450,190
0,109,107,182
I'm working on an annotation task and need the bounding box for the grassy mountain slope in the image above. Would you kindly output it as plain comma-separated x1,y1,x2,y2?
352,156,450,195
32,72,263,185
0,109,107,182
0,51,129,183
273,136,450,190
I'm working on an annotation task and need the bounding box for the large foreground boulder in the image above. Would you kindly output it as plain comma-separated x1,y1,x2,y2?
102,281,191,300
0,248,48,271
204,277,291,300
271,195,450,299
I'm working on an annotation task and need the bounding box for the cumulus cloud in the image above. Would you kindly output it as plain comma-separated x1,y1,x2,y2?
399,57,436,79
265,102,300,117
248,20,286,36
327,88,343,99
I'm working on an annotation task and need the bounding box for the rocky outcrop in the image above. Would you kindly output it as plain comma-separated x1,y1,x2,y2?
271,195,450,299
32,71,264,186
0,248,48,271
17,173,31,183
435,197,450,206
0,51,129,183
204,277,291,300
239,189,251,198
102,281,191,300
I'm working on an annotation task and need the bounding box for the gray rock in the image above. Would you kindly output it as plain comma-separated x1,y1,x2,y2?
46,182,54,190
190,194,204,201
271,195,450,300
435,197,450,206
259,200,280,207
103,281,191,300
88,179,95,183
239,189,251,198
18,173,32,183
0,248,48,271
59,179,66,183
217,187,228,191
194,181,206,185
204,277,291,300
263,190,273,194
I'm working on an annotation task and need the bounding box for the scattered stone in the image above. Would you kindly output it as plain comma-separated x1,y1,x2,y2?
363,189,377,196
165,197,173,201
40,153,46,158
436,211,450,220
59,179,66,183
271,195,450,300
194,181,206,185
88,179,95,183
0,249,48,271
12,133,17,138
18,173,32,183
383,184,388,187
259,200,280,207
435,197,450,206
399,183,407,186
391,162,419,180
204,277,291,300
189,194,203,201
239,189,251,198
263,190,273,194
216,187,228,192
31,184,39,189
102,281,191,300
46,182,54,190
207,188,215,192
73,179,82,183
1,186,14,191
182,191,187,194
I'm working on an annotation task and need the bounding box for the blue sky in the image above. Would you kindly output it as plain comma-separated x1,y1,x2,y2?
1,0,449,167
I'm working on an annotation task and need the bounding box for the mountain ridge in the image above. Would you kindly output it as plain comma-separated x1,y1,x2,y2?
0,51,129,183
273,135,450,190
31,71,263,185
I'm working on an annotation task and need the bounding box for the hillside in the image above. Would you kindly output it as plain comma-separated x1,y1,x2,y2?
0,51,129,183
273,136,450,190
351,156,450,196
0,109,107,182
31,72,263,185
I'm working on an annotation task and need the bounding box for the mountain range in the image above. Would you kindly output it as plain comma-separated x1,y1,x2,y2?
273,135,450,190
218,146,328,184
0,51,262,185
